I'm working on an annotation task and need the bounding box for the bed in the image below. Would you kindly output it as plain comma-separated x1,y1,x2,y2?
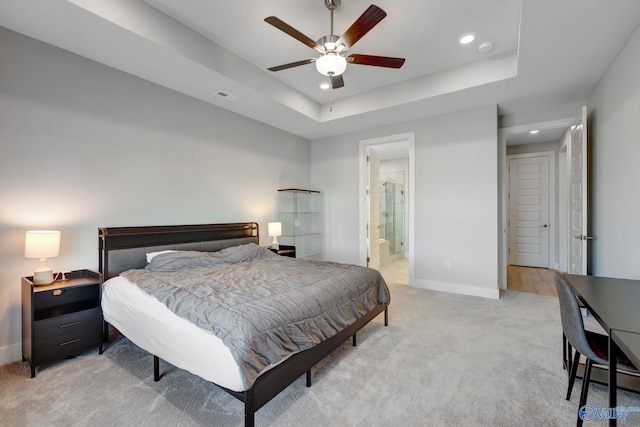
99,223,389,426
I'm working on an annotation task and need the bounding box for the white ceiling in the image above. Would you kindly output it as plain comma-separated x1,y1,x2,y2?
506,127,568,146
1,0,640,141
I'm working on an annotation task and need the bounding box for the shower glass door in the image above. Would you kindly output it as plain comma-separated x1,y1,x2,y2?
380,174,404,256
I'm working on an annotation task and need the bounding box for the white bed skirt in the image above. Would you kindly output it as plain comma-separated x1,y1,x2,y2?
102,276,245,392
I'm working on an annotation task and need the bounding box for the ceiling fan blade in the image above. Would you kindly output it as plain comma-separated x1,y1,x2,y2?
268,59,315,72
264,16,319,50
330,74,344,89
337,5,387,49
347,54,405,68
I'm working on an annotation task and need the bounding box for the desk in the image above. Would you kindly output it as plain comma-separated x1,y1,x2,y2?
564,274,640,427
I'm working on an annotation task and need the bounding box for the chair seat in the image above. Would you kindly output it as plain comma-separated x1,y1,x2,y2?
586,330,640,373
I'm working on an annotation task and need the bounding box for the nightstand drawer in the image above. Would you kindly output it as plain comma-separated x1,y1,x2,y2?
34,307,102,342
33,328,101,363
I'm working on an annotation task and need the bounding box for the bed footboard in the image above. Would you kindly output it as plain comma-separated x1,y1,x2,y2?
152,303,388,427
226,303,386,427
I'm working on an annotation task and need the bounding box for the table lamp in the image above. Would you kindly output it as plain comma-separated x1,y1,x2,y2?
24,230,60,285
268,222,282,249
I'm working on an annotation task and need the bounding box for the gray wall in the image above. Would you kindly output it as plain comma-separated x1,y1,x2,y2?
311,106,499,299
0,28,311,363
588,24,640,279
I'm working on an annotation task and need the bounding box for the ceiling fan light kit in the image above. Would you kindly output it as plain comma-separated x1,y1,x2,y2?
316,54,347,76
265,1,405,89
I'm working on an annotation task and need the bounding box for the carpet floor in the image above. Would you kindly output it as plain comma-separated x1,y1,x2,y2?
1,281,639,426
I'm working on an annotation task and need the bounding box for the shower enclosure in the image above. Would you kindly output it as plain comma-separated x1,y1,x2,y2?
380,178,405,259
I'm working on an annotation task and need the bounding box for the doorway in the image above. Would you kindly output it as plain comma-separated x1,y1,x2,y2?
506,147,558,296
498,117,576,291
359,133,414,286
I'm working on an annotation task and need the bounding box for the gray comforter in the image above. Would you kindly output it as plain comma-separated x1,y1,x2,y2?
120,244,390,390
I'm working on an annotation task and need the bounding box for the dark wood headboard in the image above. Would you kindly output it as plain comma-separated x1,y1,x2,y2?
98,222,259,280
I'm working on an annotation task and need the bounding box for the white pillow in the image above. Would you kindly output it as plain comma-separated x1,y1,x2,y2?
146,250,178,263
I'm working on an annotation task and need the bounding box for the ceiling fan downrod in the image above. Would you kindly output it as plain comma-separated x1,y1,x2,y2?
324,0,340,36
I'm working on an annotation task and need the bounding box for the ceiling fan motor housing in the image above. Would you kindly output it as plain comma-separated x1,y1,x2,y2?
318,35,344,52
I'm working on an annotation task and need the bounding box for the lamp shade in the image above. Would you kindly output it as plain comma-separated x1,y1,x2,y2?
315,54,347,76
268,222,282,237
24,230,60,258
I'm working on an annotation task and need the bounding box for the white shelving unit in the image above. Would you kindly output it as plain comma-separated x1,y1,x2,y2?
278,189,321,259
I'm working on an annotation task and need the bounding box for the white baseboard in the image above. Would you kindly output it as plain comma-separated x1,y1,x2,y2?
0,342,22,367
412,278,500,300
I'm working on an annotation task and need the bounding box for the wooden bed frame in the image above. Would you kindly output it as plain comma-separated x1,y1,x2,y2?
98,222,388,427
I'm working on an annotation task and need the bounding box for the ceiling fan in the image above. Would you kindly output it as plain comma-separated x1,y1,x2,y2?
264,0,406,89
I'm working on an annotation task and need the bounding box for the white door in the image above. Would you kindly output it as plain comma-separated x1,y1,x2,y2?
568,106,589,274
367,147,380,269
508,155,550,267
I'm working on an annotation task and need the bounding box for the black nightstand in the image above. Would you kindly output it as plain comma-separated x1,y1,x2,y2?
269,245,296,258
22,269,103,378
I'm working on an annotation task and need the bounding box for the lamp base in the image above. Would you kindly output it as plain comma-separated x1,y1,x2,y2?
33,269,54,285
270,236,279,250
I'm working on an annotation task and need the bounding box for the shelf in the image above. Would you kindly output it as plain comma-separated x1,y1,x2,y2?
34,300,100,322
278,189,322,259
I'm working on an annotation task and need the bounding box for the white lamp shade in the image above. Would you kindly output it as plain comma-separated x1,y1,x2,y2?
268,222,282,237
315,54,347,76
24,230,61,259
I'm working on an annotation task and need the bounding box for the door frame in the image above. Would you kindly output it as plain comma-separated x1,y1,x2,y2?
498,118,576,290
507,151,556,269
366,146,381,270
359,132,415,277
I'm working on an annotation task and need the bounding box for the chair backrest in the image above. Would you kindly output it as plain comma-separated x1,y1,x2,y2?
554,273,603,363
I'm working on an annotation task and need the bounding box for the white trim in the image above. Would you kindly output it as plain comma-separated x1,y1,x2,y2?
359,133,415,284
412,278,500,300
0,342,21,366
558,150,568,272
507,151,557,269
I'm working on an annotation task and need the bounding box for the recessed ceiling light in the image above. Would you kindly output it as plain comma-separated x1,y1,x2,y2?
458,32,476,45
320,82,330,90
529,130,539,134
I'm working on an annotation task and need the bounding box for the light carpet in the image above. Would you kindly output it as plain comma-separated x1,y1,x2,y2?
1,282,639,426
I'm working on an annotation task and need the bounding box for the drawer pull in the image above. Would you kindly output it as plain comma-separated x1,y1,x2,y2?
59,321,81,329
59,338,81,347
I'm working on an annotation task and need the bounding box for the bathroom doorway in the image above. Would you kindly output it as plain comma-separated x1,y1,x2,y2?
359,133,413,286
